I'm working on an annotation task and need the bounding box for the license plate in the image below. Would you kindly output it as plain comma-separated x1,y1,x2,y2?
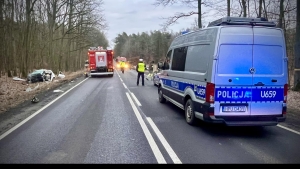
222,106,247,112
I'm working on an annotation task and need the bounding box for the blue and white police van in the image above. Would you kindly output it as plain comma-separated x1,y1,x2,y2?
157,17,288,126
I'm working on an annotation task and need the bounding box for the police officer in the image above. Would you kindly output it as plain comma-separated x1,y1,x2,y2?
136,58,146,86
120,61,125,73
120,61,125,68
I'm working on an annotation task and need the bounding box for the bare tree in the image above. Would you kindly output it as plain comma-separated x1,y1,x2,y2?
278,0,284,28
258,0,263,17
153,0,214,30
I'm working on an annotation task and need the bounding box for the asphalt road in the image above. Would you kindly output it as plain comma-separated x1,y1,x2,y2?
0,69,300,164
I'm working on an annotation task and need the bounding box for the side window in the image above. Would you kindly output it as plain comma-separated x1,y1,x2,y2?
171,46,187,71
185,45,210,73
164,50,172,69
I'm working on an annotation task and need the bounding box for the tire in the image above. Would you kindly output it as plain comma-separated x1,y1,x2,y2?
158,86,166,103
185,99,197,126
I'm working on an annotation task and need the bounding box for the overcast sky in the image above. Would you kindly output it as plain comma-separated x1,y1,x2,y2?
101,0,214,48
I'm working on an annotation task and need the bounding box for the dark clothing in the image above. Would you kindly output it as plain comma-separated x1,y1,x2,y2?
137,72,144,86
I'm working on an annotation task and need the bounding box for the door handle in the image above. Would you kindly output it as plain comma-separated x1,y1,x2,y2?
271,79,277,82
254,82,265,86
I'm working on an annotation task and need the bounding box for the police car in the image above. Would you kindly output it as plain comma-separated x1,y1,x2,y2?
157,17,288,126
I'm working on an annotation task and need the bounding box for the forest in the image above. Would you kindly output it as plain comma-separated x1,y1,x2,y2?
0,0,109,78
0,0,299,89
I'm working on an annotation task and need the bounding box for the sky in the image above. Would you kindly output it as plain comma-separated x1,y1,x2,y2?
101,0,214,48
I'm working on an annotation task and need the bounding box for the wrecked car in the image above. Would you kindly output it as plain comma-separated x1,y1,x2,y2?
27,69,56,83
44,69,56,81
27,69,46,83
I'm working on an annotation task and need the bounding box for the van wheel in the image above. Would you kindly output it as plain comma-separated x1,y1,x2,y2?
185,99,197,126
158,86,166,103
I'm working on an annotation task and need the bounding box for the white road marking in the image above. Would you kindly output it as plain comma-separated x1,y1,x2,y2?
277,125,300,135
147,117,182,164
130,92,142,106
125,92,166,164
0,78,89,141
122,83,127,89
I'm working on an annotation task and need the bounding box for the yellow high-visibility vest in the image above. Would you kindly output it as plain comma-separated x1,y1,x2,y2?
120,62,125,67
138,62,145,72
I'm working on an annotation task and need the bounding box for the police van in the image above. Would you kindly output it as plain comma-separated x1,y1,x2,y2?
157,17,288,126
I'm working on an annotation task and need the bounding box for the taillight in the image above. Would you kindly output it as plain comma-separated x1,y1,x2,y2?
284,84,288,103
206,82,215,103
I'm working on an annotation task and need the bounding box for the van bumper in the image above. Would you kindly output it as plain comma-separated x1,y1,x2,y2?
194,102,286,126
208,115,286,126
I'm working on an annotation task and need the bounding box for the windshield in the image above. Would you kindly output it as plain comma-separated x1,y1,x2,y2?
32,70,44,74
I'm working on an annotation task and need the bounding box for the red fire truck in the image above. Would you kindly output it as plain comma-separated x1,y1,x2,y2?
87,47,114,77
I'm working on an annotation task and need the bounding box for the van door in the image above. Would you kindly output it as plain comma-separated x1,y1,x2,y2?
95,52,107,67
214,27,253,117
251,27,286,116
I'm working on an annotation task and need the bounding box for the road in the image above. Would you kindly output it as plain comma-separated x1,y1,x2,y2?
0,69,300,164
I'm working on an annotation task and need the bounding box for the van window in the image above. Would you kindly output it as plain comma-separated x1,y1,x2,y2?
172,47,187,71
163,50,172,69
185,45,210,73
217,45,252,74
253,45,283,75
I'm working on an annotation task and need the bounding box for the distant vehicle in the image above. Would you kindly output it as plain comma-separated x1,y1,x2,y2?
152,71,161,86
88,46,114,77
27,69,56,83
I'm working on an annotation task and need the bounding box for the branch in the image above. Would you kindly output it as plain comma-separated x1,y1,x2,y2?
160,11,198,30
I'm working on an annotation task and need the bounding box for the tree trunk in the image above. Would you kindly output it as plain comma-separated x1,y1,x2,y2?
242,0,247,17
278,0,284,28
0,0,3,75
227,0,230,16
66,0,74,71
294,0,300,90
198,0,202,28
258,0,262,18
263,0,268,19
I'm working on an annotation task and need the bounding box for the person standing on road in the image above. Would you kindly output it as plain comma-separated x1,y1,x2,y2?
136,58,146,86
120,61,125,69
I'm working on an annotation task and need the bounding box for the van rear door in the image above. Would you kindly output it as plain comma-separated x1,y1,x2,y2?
214,27,287,117
251,27,287,116
214,27,253,116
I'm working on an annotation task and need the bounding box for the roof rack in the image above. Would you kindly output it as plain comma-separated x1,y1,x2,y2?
207,16,276,27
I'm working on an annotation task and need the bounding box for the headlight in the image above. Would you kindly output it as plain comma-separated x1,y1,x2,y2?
117,65,120,68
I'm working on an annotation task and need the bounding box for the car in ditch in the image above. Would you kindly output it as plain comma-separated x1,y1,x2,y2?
27,69,56,83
